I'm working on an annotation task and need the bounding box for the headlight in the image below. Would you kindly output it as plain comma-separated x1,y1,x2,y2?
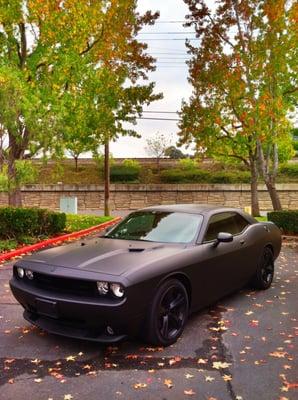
17,267,24,278
97,281,109,295
110,283,125,298
25,270,34,280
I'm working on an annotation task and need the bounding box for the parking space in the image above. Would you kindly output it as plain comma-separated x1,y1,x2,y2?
0,244,297,400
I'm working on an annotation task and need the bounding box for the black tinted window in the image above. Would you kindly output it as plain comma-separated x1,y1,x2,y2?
106,211,203,243
204,212,250,242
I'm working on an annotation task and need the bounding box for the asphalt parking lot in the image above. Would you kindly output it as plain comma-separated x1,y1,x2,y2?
0,243,297,400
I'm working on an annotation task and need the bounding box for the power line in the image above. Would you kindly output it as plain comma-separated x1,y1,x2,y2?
140,38,197,41
137,117,180,121
155,20,187,24
142,111,178,114
140,31,196,35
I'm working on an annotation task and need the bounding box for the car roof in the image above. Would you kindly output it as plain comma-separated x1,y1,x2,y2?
139,204,240,215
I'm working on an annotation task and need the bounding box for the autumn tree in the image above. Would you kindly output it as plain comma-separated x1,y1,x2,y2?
0,0,160,209
145,132,172,168
180,0,297,214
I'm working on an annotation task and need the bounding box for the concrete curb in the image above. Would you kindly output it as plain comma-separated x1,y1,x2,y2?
0,217,121,263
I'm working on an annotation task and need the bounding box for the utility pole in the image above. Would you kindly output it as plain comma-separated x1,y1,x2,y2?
104,138,110,216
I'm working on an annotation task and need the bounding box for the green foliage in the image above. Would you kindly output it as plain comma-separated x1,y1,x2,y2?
164,146,186,159
0,207,66,239
209,171,251,184
179,158,198,170
122,159,141,170
110,165,140,182
160,168,251,184
0,160,37,191
160,169,209,183
279,164,298,178
65,215,112,232
0,239,18,253
268,210,298,234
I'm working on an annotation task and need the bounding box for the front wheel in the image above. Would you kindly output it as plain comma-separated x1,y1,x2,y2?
144,279,189,346
252,247,274,290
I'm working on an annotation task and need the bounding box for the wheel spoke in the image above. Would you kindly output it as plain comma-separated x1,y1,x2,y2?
161,315,169,338
169,312,182,329
169,294,184,311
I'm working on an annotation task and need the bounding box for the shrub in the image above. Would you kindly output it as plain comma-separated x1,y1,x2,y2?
178,158,198,170
122,159,141,170
110,165,140,182
279,163,298,178
209,171,251,183
267,210,298,234
0,207,66,239
160,169,209,183
160,169,251,184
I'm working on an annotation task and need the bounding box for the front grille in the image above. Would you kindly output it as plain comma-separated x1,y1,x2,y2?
29,272,97,297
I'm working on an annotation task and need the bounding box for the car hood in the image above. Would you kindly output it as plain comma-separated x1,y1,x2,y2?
22,237,186,276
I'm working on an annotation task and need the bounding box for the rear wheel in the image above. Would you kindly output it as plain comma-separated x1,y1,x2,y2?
144,279,189,346
252,247,274,290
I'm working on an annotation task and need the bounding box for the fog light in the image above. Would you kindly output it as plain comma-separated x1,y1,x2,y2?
110,283,125,298
25,270,34,280
97,281,109,295
17,267,24,278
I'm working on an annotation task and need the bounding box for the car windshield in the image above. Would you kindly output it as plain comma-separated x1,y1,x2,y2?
105,211,203,243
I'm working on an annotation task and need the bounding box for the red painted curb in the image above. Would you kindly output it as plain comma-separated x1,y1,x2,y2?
0,217,121,263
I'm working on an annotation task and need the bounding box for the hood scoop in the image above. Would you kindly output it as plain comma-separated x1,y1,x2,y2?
128,248,145,252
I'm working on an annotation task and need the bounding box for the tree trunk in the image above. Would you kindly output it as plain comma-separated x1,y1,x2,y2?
250,160,260,217
104,139,110,216
265,179,282,211
257,140,282,211
74,156,78,171
8,158,22,207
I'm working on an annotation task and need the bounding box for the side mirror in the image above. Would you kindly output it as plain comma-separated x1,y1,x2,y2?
214,232,233,246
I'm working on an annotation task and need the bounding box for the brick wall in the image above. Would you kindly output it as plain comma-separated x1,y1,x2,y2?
0,184,297,212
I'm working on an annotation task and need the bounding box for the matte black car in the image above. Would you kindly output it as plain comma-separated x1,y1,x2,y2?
10,204,281,346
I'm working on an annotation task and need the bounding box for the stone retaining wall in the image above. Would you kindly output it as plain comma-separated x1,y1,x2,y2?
0,184,297,211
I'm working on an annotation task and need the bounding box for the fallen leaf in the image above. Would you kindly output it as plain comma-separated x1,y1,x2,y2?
34,378,42,383
185,373,194,379
134,383,147,389
269,351,287,358
205,376,215,382
66,355,76,362
212,361,231,370
64,395,73,400
223,375,232,382
184,389,196,396
164,379,173,388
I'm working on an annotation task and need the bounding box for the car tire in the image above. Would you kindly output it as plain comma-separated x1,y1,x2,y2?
144,278,189,346
252,247,274,290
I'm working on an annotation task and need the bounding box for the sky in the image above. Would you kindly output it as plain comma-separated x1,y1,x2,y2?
110,0,193,157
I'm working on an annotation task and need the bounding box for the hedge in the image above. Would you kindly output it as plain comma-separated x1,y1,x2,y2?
267,210,298,234
160,169,251,184
0,207,66,239
110,165,140,182
279,163,298,178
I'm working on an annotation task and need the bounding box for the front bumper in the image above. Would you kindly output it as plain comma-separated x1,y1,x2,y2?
10,278,143,342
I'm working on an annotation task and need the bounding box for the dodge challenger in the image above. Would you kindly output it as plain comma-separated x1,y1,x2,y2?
10,204,282,346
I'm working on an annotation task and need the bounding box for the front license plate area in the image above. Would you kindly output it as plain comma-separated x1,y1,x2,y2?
35,298,58,318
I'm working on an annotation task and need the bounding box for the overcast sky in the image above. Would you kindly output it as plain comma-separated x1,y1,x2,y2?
110,0,193,157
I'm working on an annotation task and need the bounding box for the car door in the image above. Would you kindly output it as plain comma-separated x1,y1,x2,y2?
190,212,252,309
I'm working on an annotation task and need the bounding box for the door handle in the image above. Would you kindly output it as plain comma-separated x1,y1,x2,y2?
240,239,245,245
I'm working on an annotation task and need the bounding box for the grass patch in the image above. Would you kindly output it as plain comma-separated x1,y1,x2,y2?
255,216,268,222
65,214,113,232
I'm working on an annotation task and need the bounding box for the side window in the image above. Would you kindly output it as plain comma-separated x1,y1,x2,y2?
204,212,250,242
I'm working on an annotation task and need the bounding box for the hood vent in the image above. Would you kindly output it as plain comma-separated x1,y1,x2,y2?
128,248,145,252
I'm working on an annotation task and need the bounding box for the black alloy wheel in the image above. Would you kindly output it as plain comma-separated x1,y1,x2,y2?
253,247,274,290
145,279,189,346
